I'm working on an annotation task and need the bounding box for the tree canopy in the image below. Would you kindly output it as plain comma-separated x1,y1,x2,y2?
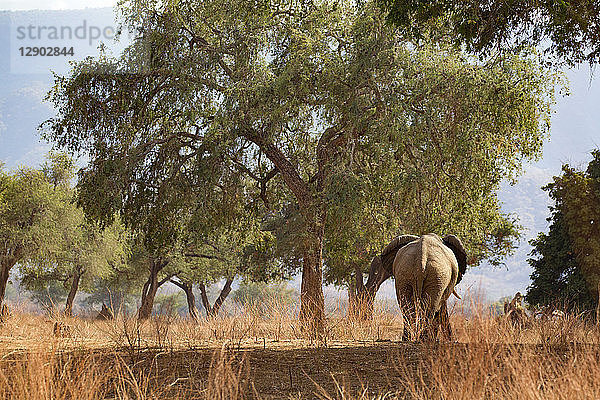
0,155,81,309
527,150,600,311
7,153,129,315
526,210,593,310
43,0,557,331
377,0,600,65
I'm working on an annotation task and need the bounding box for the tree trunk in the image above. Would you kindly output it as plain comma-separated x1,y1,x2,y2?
171,279,198,321
243,129,327,336
210,278,233,316
138,259,168,320
64,268,81,317
138,277,158,320
596,281,600,325
299,232,326,336
0,259,12,310
198,283,212,315
348,280,359,319
196,279,234,317
348,263,376,321
185,284,199,321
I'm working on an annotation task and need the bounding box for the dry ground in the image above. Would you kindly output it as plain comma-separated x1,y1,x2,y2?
1,299,600,399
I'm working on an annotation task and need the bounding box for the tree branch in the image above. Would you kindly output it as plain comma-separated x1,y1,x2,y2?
185,253,228,262
242,128,312,208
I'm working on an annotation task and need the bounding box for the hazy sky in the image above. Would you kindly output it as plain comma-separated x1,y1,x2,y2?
0,0,116,10
0,2,599,301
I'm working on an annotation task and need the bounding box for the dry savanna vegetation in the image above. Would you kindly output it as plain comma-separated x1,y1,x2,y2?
3,0,600,399
1,294,600,400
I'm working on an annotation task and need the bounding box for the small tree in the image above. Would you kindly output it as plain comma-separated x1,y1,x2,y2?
19,154,129,316
233,281,299,315
82,275,140,315
20,219,129,316
529,150,600,311
27,280,68,310
0,154,79,309
171,212,284,319
526,210,593,310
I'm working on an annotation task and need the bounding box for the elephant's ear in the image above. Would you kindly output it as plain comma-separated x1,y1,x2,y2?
380,235,419,273
443,235,467,284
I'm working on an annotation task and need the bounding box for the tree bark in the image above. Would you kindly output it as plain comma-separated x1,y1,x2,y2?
0,258,13,310
348,263,376,321
64,268,81,317
596,281,600,325
171,279,198,321
298,231,326,336
138,258,169,320
185,284,199,321
196,279,234,317
348,279,359,318
198,283,212,315
210,278,233,316
244,127,328,337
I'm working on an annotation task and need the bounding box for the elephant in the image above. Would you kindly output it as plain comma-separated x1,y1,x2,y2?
378,233,467,341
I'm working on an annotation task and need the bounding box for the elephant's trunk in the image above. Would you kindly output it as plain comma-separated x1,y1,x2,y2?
452,289,461,300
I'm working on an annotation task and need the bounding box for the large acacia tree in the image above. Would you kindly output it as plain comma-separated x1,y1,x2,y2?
44,0,555,332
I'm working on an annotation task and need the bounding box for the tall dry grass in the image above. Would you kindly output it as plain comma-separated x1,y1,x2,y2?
396,343,600,400
0,293,600,399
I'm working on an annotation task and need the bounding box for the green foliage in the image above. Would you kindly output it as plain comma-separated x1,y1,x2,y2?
18,155,130,305
82,277,139,314
42,151,75,186
526,150,600,311
526,210,594,310
176,207,284,286
0,155,82,306
28,280,68,309
0,168,65,262
154,292,187,316
542,150,600,302
489,296,513,316
42,0,557,311
322,29,557,286
377,0,600,65
233,281,299,308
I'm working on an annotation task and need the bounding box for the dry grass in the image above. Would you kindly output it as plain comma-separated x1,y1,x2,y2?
396,342,600,400
1,294,600,399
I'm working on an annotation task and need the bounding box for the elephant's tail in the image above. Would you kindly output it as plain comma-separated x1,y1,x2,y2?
420,236,428,274
415,236,428,299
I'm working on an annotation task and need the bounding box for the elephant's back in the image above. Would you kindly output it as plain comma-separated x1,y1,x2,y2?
392,234,458,295
421,234,457,266
393,239,424,279
421,235,459,301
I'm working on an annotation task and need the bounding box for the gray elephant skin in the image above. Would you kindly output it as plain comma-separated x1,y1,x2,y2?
380,233,467,341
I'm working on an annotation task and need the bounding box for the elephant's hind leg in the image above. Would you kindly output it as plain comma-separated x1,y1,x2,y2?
399,286,416,341
438,301,453,341
421,309,438,342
